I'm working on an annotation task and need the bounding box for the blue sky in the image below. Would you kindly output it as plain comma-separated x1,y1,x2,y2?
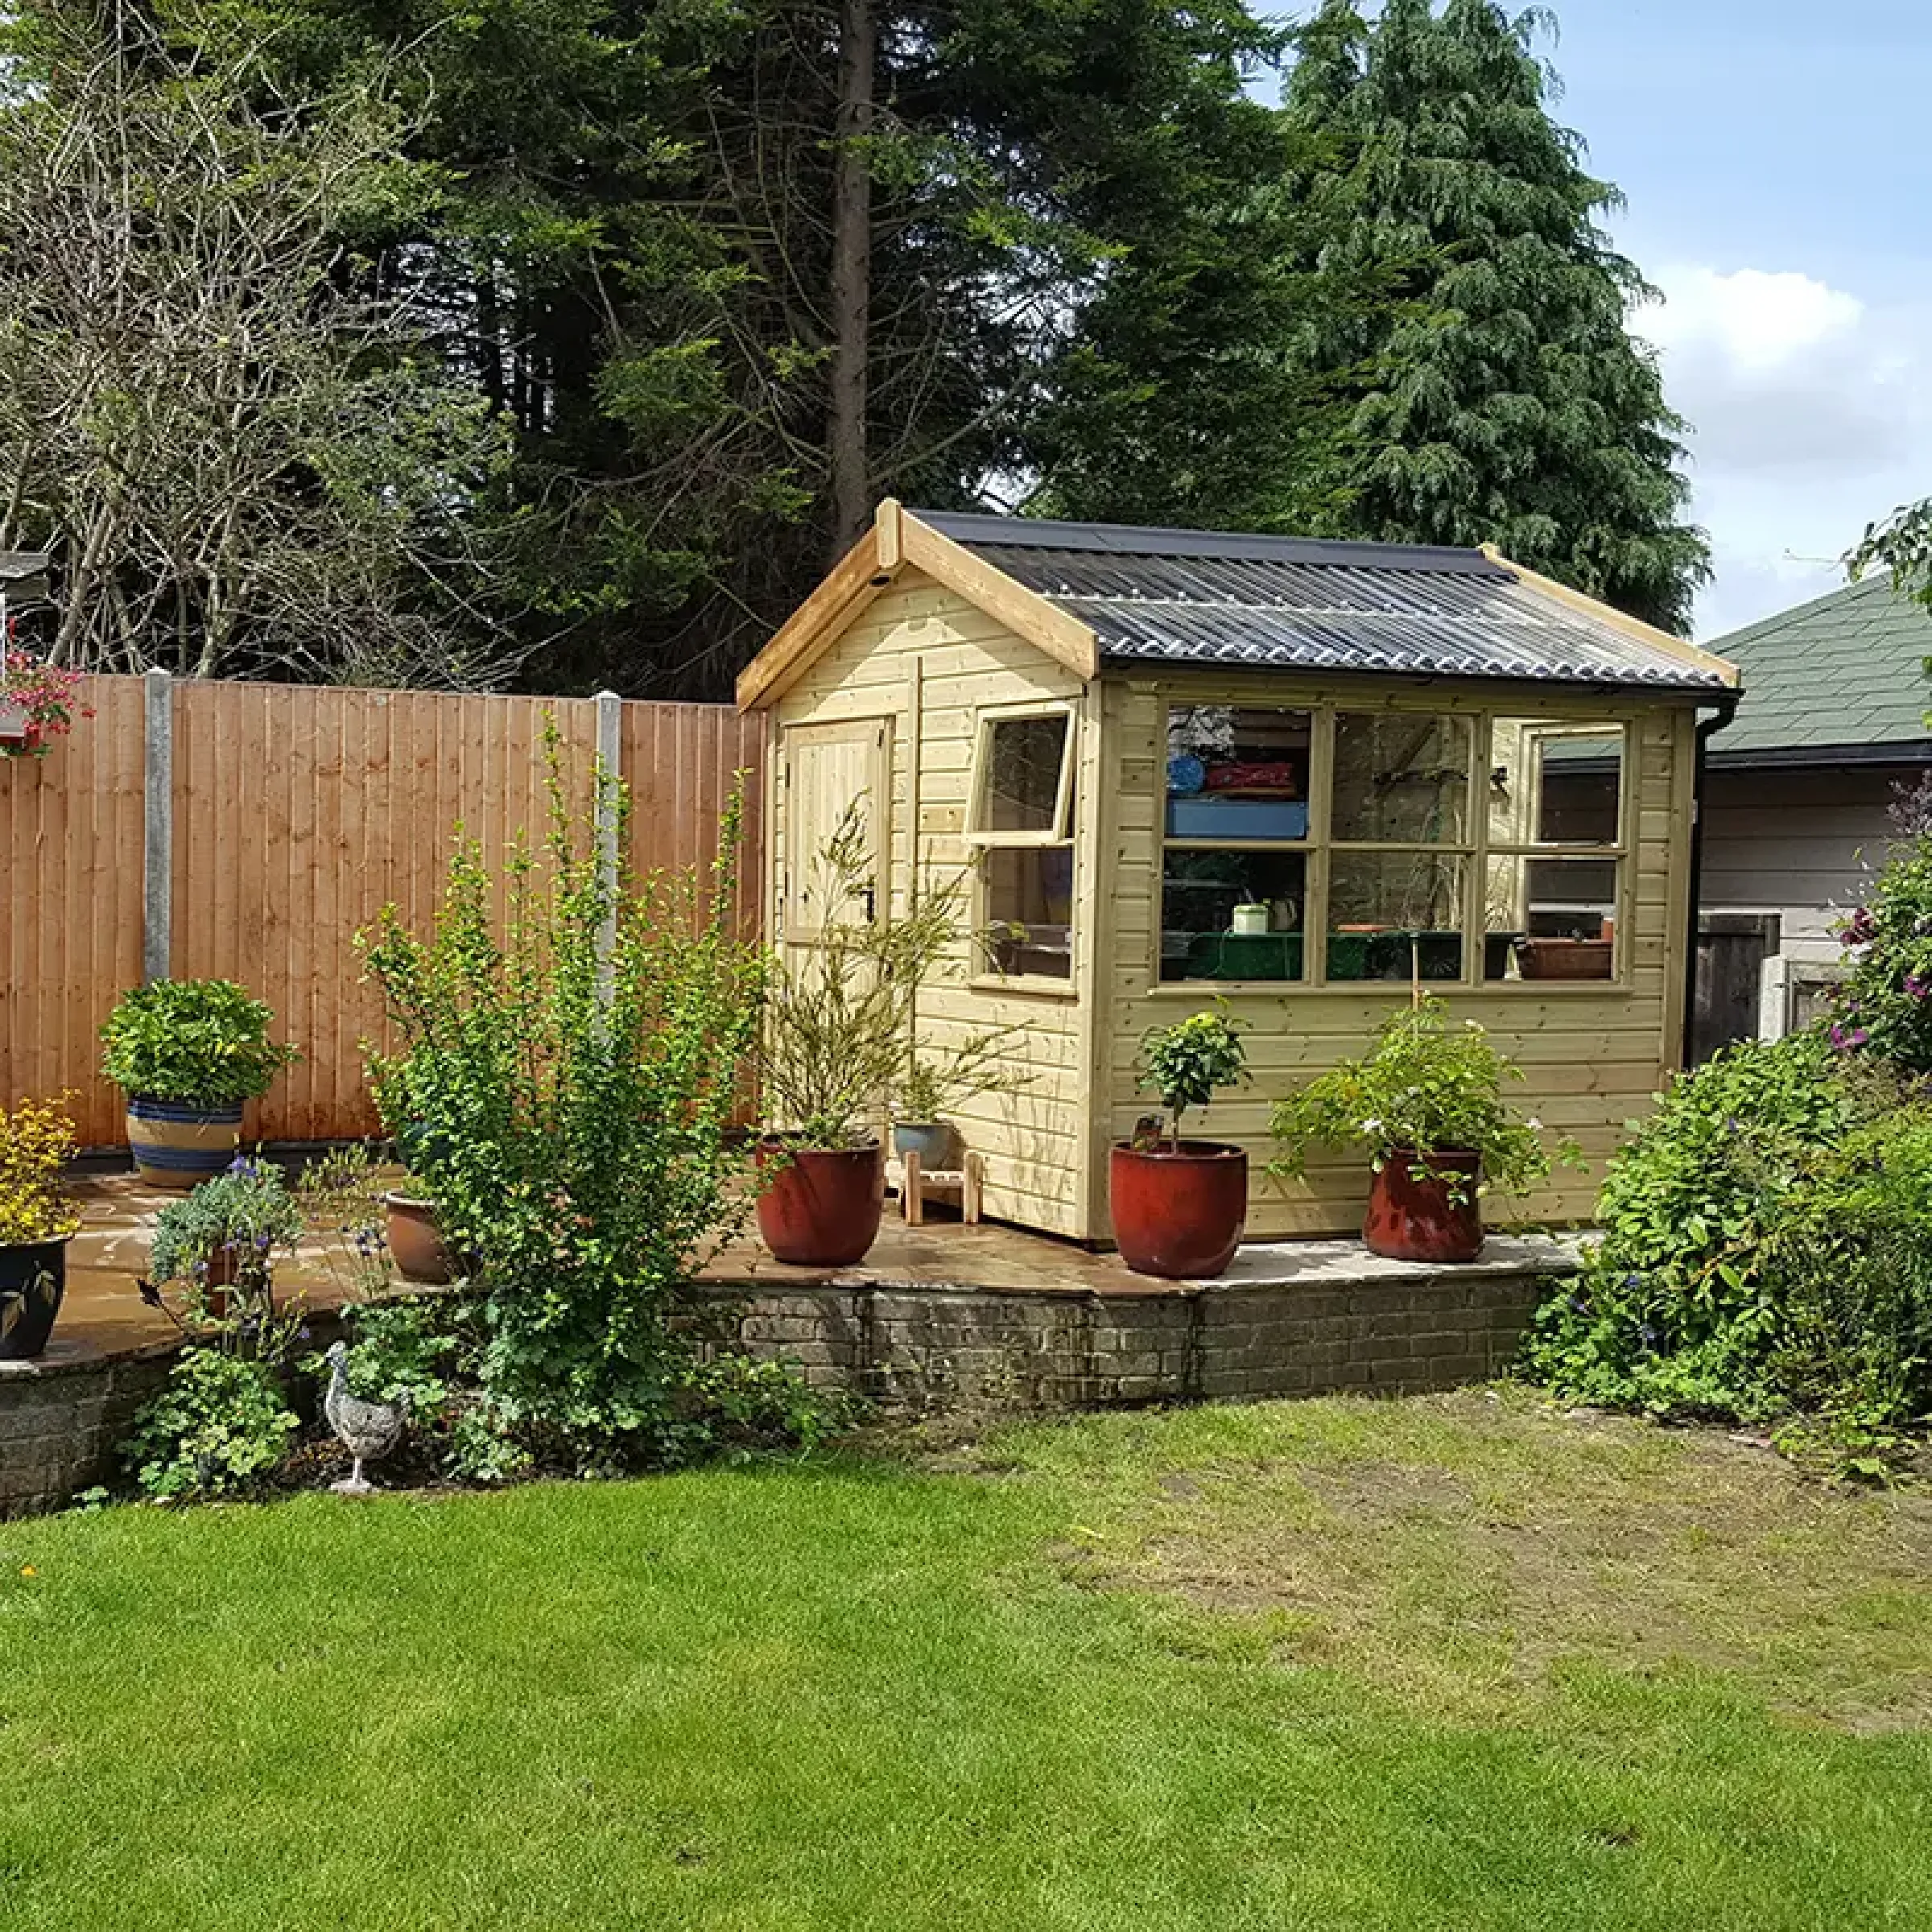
1274,2,1932,639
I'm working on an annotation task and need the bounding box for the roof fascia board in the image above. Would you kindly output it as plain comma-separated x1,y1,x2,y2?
898,514,1100,681
1480,545,1741,690
1707,739,1932,770
735,521,894,712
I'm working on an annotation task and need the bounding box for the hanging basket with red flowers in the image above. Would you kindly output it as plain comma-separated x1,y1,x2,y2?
0,648,90,759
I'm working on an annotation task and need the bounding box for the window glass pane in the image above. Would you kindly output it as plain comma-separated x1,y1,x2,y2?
978,713,1068,834
1332,712,1472,844
984,846,1073,977
1327,852,1467,981
1161,848,1307,982
1166,705,1311,841
1488,721,1624,846
1484,856,1618,979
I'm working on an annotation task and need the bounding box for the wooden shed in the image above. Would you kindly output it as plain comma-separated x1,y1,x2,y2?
737,502,1740,1243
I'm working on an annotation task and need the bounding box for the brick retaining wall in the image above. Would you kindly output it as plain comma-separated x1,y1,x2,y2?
692,1236,1577,1416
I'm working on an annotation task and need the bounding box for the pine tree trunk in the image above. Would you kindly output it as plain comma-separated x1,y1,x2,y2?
827,0,876,560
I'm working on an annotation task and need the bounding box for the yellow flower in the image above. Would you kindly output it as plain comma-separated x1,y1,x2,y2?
19,1565,37,1578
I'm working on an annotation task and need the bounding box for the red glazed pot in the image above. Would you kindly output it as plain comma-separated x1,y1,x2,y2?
1109,1141,1248,1280
755,1137,885,1267
384,1193,456,1286
1364,1147,1483,1263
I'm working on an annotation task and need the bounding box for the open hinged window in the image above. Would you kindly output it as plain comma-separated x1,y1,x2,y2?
968,704,1078,980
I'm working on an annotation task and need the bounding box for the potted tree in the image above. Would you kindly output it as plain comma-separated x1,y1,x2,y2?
1269,996,1579,1262
101,979,299,1187
146,1156,304,1320
1110,1008,1249,1279
758,814,976,1266
0,1093,84,1359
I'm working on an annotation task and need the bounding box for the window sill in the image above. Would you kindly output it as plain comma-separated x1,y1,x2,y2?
1141,978,1633,997
968,974,1080,1001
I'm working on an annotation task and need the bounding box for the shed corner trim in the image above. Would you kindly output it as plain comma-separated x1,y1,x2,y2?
1478,543,1741,691
736,500,1100,711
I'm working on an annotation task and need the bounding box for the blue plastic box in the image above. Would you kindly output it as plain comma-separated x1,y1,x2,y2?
1165,796,1308,840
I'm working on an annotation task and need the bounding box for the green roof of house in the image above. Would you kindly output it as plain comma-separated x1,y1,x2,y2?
1707,572,1932,762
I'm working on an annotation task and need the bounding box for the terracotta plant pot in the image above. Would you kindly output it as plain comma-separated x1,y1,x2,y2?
755,1137,885,1267
1516,937,1613,981
384,1193,456,1285
1109,1141,1248,1280
126,1096,243,1189
0,1235,71,1359
1364,1147,1483,1263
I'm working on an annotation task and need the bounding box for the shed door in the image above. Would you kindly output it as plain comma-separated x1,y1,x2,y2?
781,717,891,943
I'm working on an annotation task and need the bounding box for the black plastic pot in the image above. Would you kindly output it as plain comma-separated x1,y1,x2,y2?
0,1235,72,1360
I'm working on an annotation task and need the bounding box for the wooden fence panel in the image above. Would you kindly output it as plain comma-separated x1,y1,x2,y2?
0,675,764,1147
0,677,146,1146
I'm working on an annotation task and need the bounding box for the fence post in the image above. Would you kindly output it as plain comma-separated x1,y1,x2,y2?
142,667,173,983
593,690,623,1004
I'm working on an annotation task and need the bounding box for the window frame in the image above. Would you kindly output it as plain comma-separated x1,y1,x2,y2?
964,700,1078,849
1153,699,1635,994
967,700,1081,992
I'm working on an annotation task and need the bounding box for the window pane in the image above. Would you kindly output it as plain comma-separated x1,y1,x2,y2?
1488,720,1624,846
985,846,1073,977
1327,852,1467,981
1166,705,1311,841
1332,712,1472,844
1161,848,1307,982
1484,856,1618,979
979,713,1069,834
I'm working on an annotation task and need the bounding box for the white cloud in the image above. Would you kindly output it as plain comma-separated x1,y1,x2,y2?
1635,266,1932,640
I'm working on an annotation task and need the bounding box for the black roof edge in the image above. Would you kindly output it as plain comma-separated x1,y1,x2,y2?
1094,646,1724,698
1707,739,1932,770
913,510,1511,577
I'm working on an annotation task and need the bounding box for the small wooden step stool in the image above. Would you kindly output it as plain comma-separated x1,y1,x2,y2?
895,1148,985,1226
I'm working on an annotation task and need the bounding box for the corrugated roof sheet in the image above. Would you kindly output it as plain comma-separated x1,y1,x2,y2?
1703,572,1932,758
918,512,1731,694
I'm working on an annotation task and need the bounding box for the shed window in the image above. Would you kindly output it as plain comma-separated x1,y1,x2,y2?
1483,721,1626,982
1160,706,1311,982
1158,703,1629,989
970,705,1076,980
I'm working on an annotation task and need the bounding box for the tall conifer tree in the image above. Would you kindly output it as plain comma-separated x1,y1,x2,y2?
1281,0,1709,633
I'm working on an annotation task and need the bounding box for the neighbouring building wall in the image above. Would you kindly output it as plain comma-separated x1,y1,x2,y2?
766,568,1100,1238
1096,675,1697,1239
1701,764,1905,964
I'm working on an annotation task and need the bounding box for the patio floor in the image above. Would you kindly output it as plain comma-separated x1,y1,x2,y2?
44,1174,1579,1374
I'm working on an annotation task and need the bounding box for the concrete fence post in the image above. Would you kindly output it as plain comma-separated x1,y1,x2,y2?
142,667,173,983
593,689,623,1004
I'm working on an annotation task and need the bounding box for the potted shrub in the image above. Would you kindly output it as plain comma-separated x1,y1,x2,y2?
1269,995,1579,1262
890,1038,1030,1173
758,813,980,1266
0,1093,84,1359
147,1156,303,1319
101,979,299,1187
1110,1008,1249,1279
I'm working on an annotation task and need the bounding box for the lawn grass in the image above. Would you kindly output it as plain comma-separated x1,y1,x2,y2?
3,1389,1930,1930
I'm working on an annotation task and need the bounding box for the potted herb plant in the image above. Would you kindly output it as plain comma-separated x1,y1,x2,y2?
146,1156,303,1319
758,814,969,1266
1269,996,1579,1262
1110,1008,1250,1279
101,979,299,1187
0,1093,84,1359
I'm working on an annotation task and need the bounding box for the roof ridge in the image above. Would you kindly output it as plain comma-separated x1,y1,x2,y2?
910,509,1505,576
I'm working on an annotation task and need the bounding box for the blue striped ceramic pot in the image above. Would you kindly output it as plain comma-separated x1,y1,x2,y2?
126,1096,243,1188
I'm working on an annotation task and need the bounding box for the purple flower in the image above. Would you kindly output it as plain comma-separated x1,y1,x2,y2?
1844,907,1877,946
1906,972,1930,1001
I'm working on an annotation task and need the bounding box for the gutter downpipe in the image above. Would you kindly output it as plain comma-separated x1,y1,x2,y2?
1682,688,1742,1068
